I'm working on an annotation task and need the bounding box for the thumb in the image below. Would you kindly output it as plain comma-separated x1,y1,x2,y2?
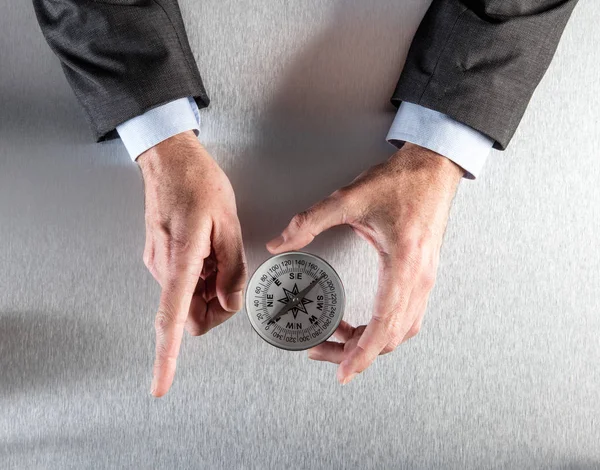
266,193,347,253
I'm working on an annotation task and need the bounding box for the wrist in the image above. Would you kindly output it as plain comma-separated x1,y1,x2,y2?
137,130,206,178
392,143,464,191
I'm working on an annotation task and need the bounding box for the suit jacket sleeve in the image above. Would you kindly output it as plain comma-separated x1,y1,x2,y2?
391,0,579,150
32,0,210,142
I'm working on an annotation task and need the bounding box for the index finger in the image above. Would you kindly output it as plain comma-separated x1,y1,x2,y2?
151,267,201,397
337,258,415,384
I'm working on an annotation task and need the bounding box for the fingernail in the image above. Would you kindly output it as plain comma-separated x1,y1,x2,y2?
341,373,358,385
226,290,243,312
266,235,285,251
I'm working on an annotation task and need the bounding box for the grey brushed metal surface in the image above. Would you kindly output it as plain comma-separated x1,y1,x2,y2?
1,1,600,469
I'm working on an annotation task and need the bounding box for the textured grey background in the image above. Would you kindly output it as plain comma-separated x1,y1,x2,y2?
1,1,599,469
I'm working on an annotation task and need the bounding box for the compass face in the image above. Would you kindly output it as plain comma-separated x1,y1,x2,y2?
245,252,345,351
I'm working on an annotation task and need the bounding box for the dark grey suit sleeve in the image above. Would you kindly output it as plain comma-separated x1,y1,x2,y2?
391,0,579,150
33,0,210,142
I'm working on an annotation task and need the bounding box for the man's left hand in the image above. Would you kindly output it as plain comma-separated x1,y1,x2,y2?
266,143,464,384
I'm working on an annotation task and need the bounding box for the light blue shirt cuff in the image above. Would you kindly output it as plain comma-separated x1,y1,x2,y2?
386,102,494,179
116,97,200,161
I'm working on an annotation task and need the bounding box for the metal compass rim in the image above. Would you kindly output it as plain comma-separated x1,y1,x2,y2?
244,251,346,351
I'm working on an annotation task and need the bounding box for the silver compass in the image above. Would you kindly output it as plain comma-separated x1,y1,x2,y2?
245,251,345,351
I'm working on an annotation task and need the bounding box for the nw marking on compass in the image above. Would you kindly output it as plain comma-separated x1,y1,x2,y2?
277,283,314,319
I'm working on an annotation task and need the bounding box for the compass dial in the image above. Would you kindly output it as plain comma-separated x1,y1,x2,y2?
245,251,345,351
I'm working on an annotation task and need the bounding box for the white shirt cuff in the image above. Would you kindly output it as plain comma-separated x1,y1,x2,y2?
116,97,200,161
386,102,494,179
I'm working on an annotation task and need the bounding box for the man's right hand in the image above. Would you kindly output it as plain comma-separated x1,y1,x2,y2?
138,131,247,397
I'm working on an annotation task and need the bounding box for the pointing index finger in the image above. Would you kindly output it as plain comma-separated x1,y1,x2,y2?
151,269,200,397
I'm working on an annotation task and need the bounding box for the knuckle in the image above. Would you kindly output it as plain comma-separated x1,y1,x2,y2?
215,216,242,240
331,185,352,203
173,237,209,263
399,239,425,263
143,250,153,270
168,235,192,255
153,338,168,361
385,319,407,349
156,223,211,264
155,221,184,246
405,323,422,340
154,306,183,331
421,266,437,290
373,310,394,324
371,315,396,343
332,186,358,214
290,211,311,231
154,309,172,332
153,350,176,369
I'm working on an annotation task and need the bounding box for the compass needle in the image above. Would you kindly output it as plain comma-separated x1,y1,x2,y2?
245,252,345,351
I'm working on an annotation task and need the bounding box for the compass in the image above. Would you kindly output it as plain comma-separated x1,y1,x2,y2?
245,251,346,351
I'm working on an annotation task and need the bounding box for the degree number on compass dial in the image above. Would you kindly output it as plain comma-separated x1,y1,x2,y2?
245,251,346,351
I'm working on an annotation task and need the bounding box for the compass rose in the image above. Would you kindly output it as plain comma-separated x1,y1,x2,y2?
277,283,313,319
